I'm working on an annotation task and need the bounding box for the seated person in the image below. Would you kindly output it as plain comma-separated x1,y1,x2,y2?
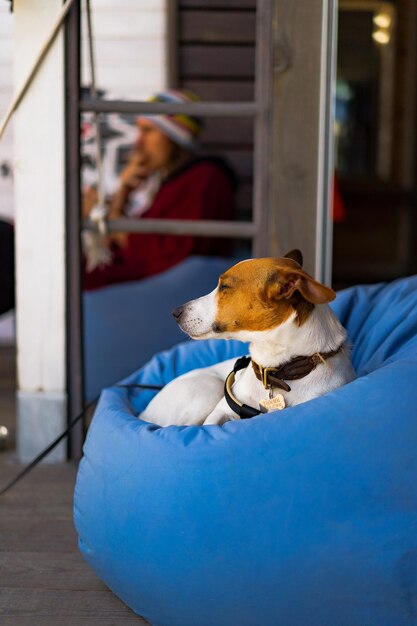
83,90,237,291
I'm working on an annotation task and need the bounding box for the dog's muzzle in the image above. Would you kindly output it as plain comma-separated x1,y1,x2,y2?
172,306,184,321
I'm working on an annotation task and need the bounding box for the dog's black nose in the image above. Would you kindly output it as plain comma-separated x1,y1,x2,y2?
172,306,184,320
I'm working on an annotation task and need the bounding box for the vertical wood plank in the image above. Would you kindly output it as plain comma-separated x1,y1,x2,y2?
269,0,336,281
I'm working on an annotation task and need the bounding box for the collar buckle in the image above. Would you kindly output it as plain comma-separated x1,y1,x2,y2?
312,352,326,366
262,367,275,389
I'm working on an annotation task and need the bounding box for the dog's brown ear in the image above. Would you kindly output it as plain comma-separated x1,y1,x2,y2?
265,269,335,304
282,269,336,304
283,249,303,267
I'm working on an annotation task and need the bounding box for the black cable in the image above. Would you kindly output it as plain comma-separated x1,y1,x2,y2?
0,382,162,497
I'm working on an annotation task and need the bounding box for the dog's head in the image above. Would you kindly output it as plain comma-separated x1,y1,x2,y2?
172,250,336,340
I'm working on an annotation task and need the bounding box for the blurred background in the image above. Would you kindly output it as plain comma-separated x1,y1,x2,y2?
1,0,416,334
0,0,416,448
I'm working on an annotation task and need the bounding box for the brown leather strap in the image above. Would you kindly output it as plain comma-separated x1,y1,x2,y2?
252,345,343,392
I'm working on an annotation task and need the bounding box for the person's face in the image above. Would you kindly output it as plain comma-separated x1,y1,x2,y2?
135,118,175,173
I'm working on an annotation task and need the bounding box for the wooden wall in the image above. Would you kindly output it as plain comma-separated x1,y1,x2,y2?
175,0,257,221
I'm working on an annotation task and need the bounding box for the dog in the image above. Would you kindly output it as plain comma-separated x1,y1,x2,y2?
140,250,356,426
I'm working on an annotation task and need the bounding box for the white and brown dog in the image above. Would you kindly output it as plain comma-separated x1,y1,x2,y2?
140,251,356,426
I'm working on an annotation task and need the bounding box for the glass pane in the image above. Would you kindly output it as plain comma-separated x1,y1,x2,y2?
335,2,395,180
333,1,417,288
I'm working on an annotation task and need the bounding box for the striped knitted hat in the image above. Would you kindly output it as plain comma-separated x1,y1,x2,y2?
138,89,203,152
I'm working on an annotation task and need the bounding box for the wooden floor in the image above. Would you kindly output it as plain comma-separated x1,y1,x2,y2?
0,346,148,625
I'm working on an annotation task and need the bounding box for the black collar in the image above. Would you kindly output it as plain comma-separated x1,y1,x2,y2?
224,356,261,419
224,345,344,420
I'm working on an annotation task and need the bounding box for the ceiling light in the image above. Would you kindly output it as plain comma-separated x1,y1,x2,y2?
373,13,392,29
372,29,390,45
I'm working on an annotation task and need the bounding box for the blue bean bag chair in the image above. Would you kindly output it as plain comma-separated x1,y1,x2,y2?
74,276,417,626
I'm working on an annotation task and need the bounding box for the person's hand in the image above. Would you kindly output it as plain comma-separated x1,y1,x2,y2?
119,151,149,189
82,186,128,250
82,186,99,219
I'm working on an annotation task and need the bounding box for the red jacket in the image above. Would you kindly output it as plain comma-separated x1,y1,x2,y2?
84,157,236,290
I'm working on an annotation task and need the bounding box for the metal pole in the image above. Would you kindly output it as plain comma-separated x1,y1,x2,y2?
84,218,256,238
79,99,258,116
65,0,84,460
315,0,338,285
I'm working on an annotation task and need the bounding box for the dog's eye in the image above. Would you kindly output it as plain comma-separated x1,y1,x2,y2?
218,283,230,292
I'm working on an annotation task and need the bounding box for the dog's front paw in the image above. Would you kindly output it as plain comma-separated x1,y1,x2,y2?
203,412,237,426
202,398,239,426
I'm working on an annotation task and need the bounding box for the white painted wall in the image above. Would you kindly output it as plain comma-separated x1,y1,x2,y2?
13,0,67,461
81,0,167,98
